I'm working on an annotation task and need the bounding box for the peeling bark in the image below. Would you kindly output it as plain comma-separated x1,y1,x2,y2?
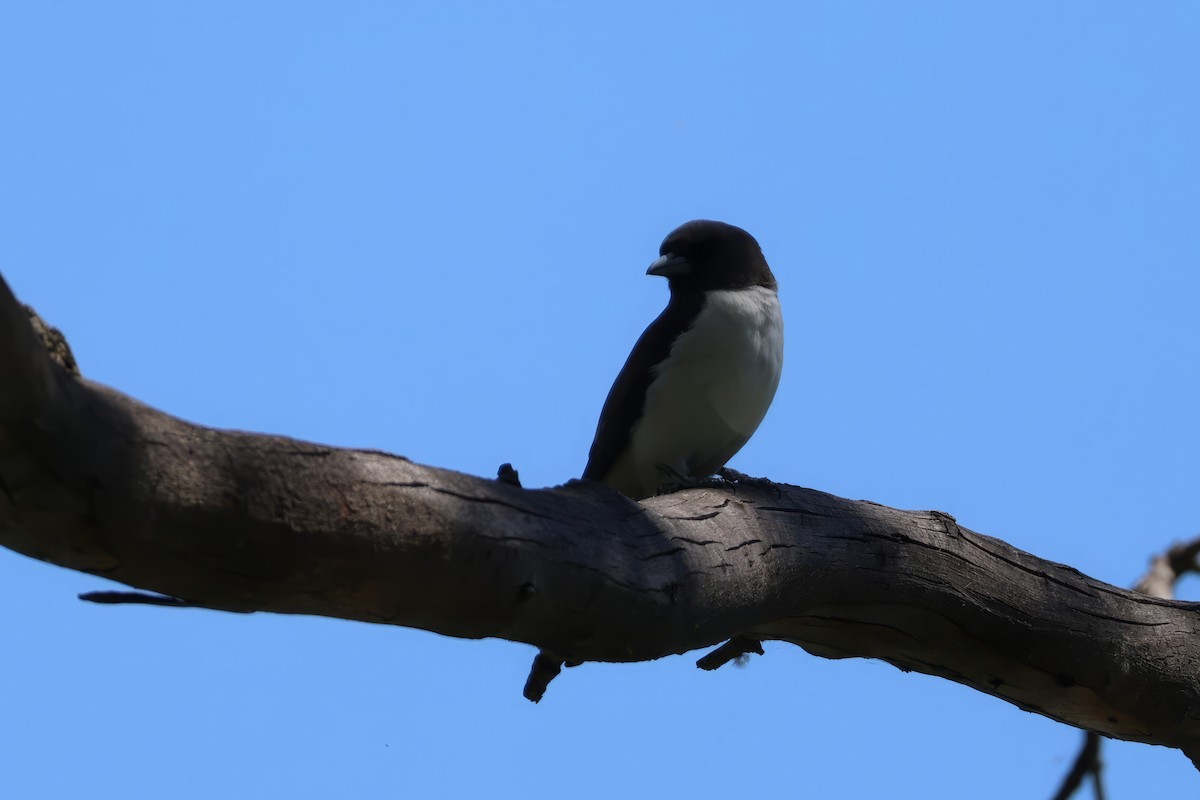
1,274,1198,766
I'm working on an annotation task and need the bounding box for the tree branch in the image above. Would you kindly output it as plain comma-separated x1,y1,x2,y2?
2,274,1199,765
696,636,764,671
1052,732,1105,800
78,590,253,611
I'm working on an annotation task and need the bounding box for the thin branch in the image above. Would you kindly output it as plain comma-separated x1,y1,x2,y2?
522,651,565,703
696,636,764,671
79,591,253,612
1051,732,1103,800
1134,537,1200,600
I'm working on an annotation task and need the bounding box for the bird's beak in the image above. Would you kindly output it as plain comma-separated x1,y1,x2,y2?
647,253,690,278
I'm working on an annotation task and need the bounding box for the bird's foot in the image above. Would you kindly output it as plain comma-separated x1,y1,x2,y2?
653,464,729,496
718,468,781,496
522,650,582,703
654,476,728,496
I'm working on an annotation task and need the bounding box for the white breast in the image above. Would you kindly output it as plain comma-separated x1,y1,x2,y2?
614,285,784,498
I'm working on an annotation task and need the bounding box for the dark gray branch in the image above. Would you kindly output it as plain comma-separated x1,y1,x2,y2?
1052,732,1105,800
2,274,1199,767
79,590,251,611
1135,537,1200,599
696,635,764,670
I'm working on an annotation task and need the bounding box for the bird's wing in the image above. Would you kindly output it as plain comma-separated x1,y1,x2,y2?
582,295,702,482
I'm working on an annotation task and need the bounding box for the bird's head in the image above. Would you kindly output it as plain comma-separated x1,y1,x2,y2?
647,220,777,293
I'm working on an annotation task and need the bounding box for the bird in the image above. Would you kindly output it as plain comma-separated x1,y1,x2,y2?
582,220,784,500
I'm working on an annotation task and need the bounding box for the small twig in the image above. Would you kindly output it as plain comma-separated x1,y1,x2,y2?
79,591,252,612
1133,537,1200,599
1051,732,1104,800
496,463,522,488
696,636,764,671
523,650,566,703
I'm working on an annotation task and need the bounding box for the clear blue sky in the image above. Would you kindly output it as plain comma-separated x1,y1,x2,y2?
2,2,1198,796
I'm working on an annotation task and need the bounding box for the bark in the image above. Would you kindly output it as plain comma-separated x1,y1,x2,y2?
2,274,1199,766
1053,536,1200,797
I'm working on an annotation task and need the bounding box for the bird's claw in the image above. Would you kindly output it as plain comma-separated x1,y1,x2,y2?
718,467,780,496
653,464,729,496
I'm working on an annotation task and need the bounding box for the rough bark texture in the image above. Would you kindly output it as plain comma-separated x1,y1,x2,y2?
2,275,1199,765
1054,536,1200,797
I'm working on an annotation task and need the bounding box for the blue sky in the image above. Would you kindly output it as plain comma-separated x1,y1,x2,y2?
2,2,1199,796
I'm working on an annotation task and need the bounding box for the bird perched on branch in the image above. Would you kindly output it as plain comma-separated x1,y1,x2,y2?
583,220,784,500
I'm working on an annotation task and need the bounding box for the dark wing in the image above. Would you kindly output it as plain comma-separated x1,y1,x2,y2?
582,294,702,481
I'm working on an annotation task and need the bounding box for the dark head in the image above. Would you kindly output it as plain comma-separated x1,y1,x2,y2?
647,220,776,293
